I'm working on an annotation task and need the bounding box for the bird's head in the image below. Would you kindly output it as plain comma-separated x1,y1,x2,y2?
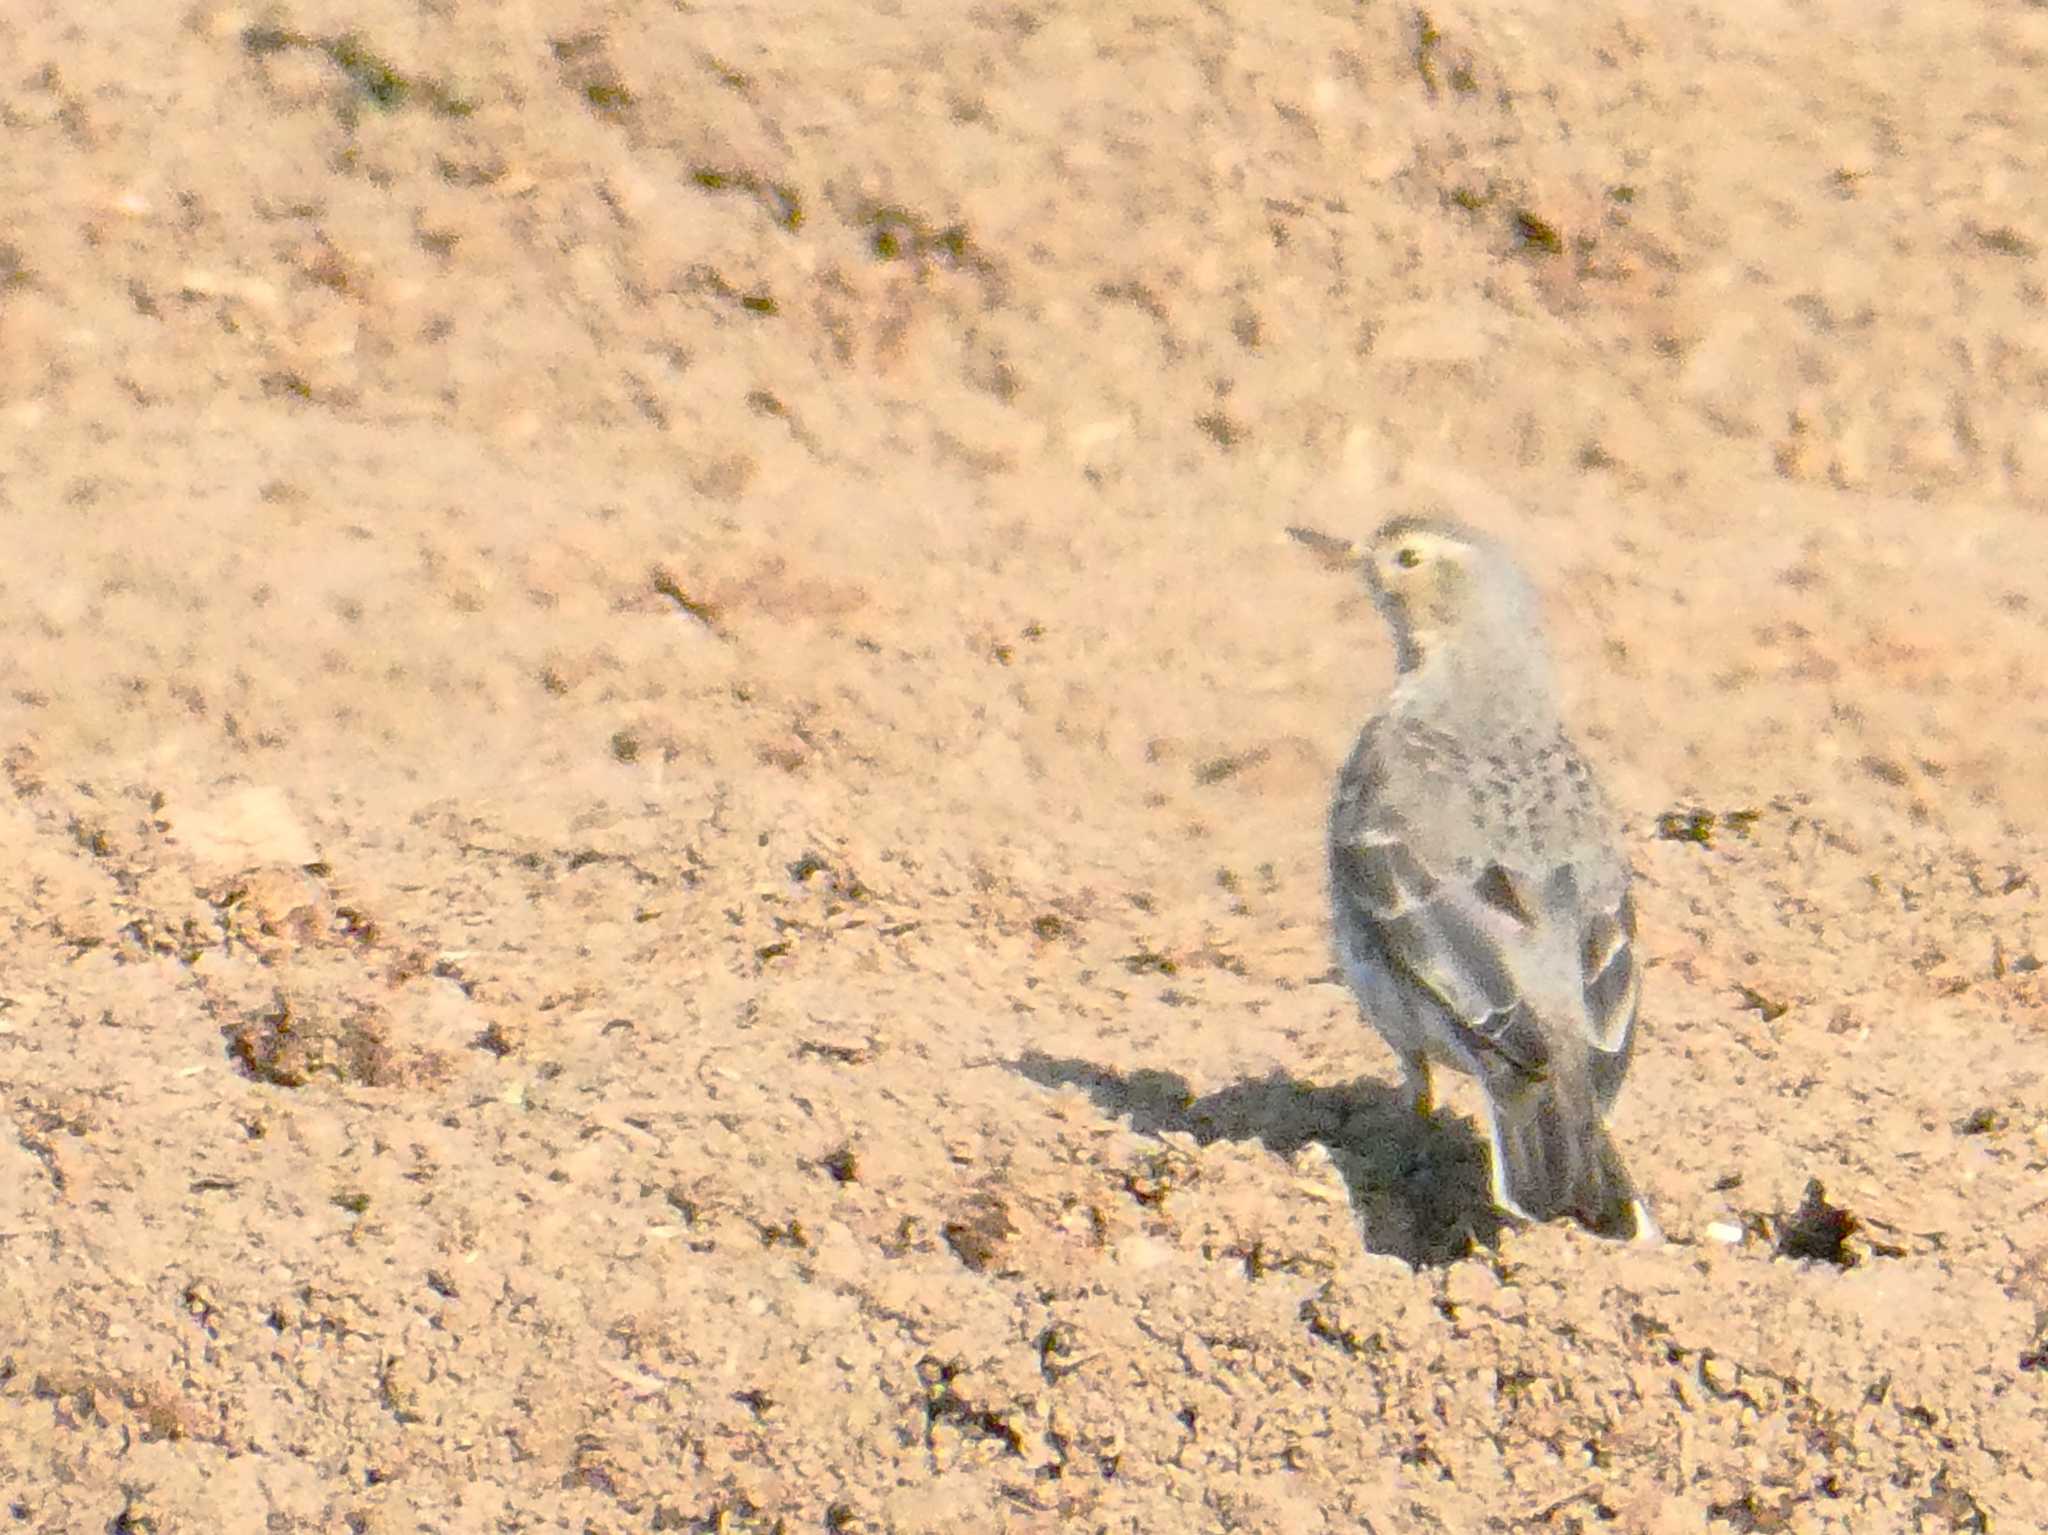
1363,515,1544,675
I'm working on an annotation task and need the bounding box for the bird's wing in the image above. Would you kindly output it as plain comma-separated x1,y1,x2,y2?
1331,738,1554,1080
1333,727,1639,1080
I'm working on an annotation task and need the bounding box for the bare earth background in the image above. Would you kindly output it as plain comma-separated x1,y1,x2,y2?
2,0,2046,1529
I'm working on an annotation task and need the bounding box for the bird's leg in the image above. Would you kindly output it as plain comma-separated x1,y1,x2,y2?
1403,1058,1434,1119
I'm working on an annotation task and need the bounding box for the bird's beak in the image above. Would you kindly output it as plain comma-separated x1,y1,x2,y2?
1285,524,1364,572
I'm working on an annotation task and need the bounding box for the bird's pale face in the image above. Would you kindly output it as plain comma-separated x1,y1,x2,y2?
1367,525,1477,636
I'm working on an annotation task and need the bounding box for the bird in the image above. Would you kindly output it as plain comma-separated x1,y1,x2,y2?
1326,514,1656,1240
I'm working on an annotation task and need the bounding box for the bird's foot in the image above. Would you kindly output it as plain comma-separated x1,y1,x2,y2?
1405,1068,1435,1120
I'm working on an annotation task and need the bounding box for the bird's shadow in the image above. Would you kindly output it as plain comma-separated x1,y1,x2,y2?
1012,1051,1506,1268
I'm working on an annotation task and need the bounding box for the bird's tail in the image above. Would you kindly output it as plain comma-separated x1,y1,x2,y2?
1486,1074,1656,1241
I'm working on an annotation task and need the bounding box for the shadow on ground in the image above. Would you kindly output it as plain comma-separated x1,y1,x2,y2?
1012,1051,1507,1267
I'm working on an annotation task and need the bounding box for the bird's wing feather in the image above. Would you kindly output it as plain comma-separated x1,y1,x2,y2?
1534,860,1640,1058
1576,889,1639,1055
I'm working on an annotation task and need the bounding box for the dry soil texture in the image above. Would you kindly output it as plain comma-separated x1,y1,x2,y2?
3,1,2047,1531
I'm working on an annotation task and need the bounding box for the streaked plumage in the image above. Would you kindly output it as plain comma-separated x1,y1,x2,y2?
1328,515,1654,1239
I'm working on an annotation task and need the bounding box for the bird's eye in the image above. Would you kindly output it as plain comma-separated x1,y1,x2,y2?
1395,546,1422,569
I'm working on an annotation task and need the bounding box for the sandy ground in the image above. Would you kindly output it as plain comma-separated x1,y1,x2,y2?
2,0,2046,1528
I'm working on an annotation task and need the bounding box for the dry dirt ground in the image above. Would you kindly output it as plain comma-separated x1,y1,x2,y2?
2,0,2047,1530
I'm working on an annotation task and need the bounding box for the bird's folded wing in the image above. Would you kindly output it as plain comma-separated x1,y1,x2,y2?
1333,830,1553,1079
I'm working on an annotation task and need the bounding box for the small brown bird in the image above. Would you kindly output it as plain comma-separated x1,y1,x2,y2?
1327,515,1655,1239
